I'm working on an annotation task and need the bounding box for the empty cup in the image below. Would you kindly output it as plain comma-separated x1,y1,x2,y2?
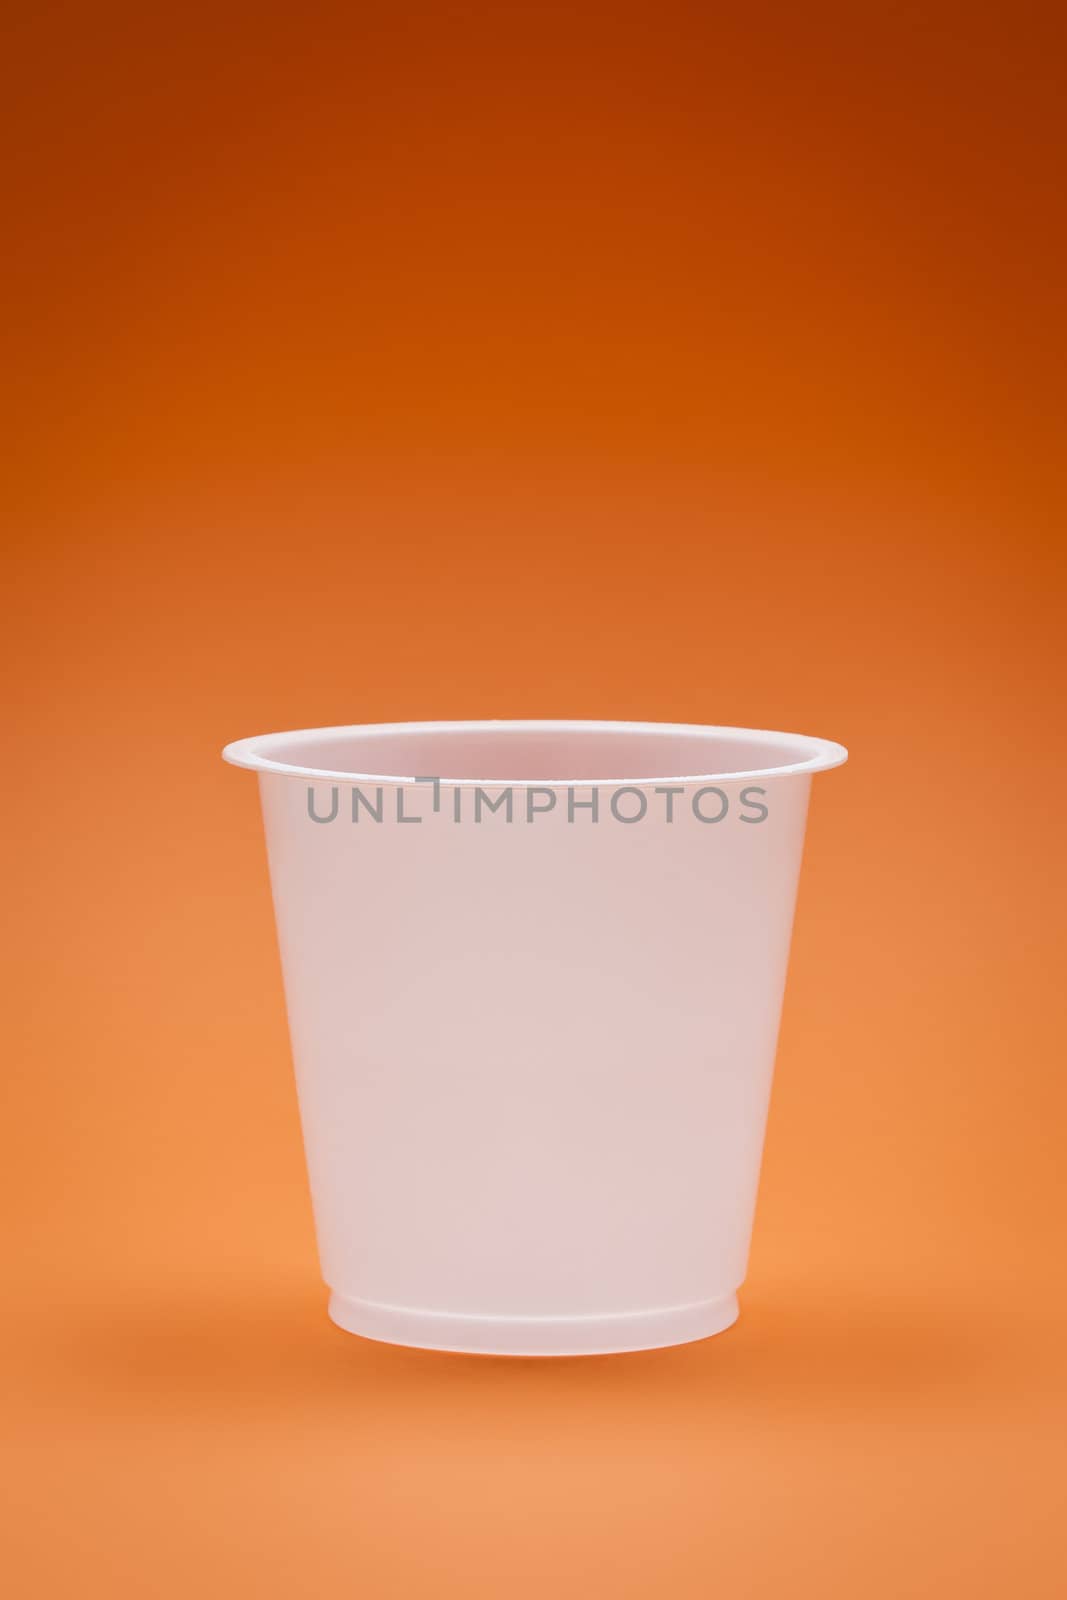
223,719,847,1355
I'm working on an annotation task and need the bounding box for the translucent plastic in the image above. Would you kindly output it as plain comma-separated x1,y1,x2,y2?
223,720,847,1355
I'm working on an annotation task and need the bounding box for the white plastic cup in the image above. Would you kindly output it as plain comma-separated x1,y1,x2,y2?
223,720,846,1355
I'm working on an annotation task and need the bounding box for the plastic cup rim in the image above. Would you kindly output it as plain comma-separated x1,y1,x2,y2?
221,719,848,788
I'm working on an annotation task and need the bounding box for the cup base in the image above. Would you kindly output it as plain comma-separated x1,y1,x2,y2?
327,1290,740,1356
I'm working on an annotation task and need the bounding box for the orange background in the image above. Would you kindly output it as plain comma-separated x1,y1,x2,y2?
4,4,1066,1595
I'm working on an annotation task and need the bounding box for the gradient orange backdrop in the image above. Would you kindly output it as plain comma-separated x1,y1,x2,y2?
4,4,1066,1596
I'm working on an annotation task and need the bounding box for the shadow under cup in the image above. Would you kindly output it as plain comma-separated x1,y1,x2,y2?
223,720,847,1355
